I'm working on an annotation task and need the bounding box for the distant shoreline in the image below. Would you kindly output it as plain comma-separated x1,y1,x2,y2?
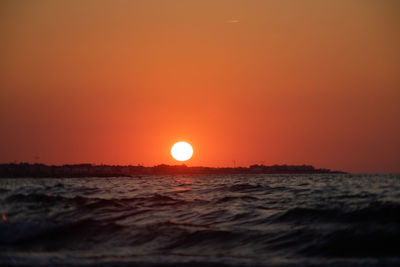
0,163,346,178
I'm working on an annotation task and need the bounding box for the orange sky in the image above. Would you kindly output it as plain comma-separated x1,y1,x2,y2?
0,1,399,173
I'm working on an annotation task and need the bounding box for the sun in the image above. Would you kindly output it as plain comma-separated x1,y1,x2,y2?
171,141,193,161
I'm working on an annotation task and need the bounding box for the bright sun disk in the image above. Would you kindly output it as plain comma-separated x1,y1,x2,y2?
171,142,193,161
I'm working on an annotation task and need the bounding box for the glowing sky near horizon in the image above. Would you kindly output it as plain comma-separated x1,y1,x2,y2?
0,0,399,173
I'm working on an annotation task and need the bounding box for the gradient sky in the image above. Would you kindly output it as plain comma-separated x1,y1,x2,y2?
1,0,399,173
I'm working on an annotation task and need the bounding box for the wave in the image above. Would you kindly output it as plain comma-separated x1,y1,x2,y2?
301,226,400,258
0,218,124,250
4,192,188,208
1,175,400,266
270,201,400,224
215,196,259,203
228,184,264,192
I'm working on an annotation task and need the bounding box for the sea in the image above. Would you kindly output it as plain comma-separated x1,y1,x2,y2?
0,174,399,266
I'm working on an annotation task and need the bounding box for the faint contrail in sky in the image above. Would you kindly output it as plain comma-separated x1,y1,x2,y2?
226,19,240,23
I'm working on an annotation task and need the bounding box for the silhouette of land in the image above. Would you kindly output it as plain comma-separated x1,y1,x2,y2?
0,163,345,178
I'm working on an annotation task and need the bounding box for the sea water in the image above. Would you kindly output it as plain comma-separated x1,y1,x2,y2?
0,174,399,266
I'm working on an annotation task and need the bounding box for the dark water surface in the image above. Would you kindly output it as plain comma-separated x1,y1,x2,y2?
1,174,400,266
